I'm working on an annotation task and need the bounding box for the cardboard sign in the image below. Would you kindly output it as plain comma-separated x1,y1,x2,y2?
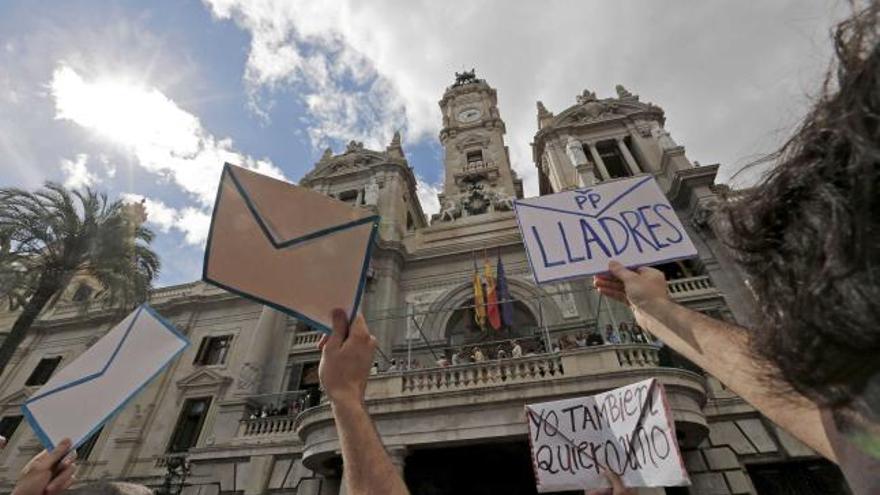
22,305,189,450
525,379,689,492
514,175,697,284
202,163,379,333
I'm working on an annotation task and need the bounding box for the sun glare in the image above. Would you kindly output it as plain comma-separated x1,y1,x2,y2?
51,65,200,155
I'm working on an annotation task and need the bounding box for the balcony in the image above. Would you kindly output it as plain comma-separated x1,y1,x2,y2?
295,344,708,473
292,331,323,352
668,275,719,301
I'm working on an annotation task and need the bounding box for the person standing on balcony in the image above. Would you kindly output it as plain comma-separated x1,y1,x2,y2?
452,348,463,365
618,322,633,343
511,340,523,358
604,324,620,344
586,330,604,347
472,347,486,362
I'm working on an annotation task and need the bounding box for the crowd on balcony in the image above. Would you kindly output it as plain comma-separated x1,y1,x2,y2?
374,321,657,372
245,389,322,420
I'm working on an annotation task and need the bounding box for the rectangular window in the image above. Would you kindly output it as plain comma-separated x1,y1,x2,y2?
0,415,23,441
167,397,212,453
466,150,484,170
25,356,63,386
596,140,631,179
193,335,232,366
77,426,103,460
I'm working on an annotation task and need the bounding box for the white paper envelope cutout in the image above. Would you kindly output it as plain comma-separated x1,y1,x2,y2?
202,163,379,333
22,305,189,450
514,175,698,284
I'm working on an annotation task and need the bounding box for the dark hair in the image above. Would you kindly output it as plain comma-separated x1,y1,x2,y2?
720,3,880,412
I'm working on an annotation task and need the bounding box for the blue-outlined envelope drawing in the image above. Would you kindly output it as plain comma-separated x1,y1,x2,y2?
202,163,379,334
22,305,189,450
514,175,698,284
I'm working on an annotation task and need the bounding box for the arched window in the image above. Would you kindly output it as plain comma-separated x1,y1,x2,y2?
444,298,538,346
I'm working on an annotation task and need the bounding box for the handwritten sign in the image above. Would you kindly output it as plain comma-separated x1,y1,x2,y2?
514,175,697,284
525,379,689,492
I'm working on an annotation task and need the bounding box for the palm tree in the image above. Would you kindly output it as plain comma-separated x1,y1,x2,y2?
0,183,160,376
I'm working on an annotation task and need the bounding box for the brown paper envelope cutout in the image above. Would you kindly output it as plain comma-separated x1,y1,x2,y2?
202,163,379,333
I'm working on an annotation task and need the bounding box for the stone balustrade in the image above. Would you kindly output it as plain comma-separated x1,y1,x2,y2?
295,344,708,471
292,331,323,350
399,353,564,393
239,415,298,438
667,275,717,300
368,344,666,400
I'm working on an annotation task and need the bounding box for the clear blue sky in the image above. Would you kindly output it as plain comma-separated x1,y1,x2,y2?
0,0,845,286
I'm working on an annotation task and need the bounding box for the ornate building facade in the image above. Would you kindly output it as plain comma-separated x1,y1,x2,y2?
0,73,849,494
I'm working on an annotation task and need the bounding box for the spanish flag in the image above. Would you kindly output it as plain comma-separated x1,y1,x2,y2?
472,257,486,329
484,257,502,330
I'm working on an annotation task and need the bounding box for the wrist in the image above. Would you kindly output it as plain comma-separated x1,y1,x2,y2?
329,395,366,412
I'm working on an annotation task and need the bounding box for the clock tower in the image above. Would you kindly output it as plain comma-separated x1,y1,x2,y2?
434,70,522,222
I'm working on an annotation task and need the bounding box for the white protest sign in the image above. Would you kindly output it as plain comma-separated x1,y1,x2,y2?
22,304,189,450
525,378,689,492
514,175,698,284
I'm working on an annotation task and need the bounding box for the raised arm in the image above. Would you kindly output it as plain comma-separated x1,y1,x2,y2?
594,261,835,461
318,309,410,495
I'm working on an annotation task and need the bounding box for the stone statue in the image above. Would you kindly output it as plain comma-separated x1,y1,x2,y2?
537,101,552,119
650,121,678,150
346,140,364,153
576,89,597,105
492,193,515,212
615,84,635,99
453,69,479,87
320,148,333,161
565,136,588,166
438,198,462,222
364,176,379,206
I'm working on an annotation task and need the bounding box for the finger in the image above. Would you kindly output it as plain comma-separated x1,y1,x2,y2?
601,468,628,494
326,308,350,350
608,261,637,283
45,462,76,495
42,438,72,468
317,335,328,351
348,314,371,341
593,278,625,292
596,287,627,303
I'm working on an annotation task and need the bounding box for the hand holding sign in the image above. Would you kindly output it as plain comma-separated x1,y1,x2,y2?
525,378,689,492
514,176,697,284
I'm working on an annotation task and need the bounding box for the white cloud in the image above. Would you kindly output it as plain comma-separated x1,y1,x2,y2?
415,176,441,221
50,64,284,207
203,0,846,194
121,194,211,246
59,153,98,189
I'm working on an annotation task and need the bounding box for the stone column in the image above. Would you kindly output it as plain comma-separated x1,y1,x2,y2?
386,446,408,475
566,137,596,187
243,455,275,495
586,142,610,181
235,306,288,396
575,164,596,187
616,137,641,176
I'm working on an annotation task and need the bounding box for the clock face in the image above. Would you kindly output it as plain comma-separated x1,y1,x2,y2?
457,108,482,123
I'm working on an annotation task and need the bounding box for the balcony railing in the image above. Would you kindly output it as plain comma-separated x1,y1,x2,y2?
240,415,298,437
400,353,564,393
667,275,717,300
292,331,323,351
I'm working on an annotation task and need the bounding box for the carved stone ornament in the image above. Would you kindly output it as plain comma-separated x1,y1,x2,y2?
576,89,598,105
452,69,482,87
615,84,637,100
346,140,365,153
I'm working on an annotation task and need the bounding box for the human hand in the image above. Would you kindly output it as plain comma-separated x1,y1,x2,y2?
585,469,635,495
318,309,377,407
593,261,671,324
12,438,77,495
